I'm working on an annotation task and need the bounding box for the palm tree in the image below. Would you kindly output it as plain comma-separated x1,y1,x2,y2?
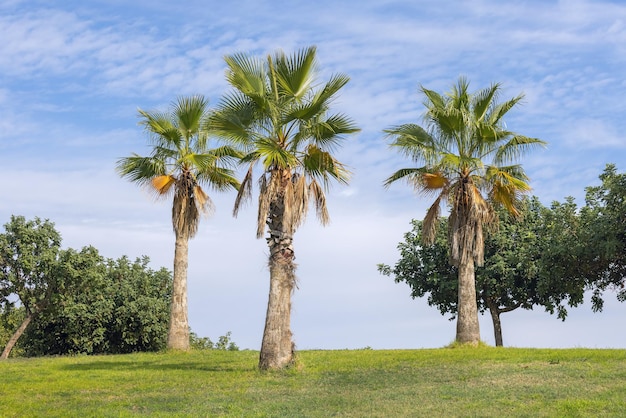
116,95,240,350
384,77,546,345
210,46,359,369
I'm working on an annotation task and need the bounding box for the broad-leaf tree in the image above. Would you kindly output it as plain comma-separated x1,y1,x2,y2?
581,164,626,305
384,77,545,345
379,197,585,346
0,216,62,359
210,46,359,369
24,253,172,356
116,96,240,350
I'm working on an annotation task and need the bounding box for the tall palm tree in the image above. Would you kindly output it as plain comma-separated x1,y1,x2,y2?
116,95,240,350
210,46,359,369
384,77,546,345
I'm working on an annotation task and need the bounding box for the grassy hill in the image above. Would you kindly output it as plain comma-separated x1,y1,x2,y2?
1,347,625,417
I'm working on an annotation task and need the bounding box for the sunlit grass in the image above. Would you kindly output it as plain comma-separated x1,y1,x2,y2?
1,348,625,417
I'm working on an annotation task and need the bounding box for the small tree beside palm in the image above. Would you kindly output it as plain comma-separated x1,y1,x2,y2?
117,96,240,350
384,77,545,345
211,46,359,369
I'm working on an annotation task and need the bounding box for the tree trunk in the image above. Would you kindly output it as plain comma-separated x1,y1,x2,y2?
486,302,504,347
456,257,481,345
259,185,296,370
259,256,295,370
167,232,189,350
1,312,33,359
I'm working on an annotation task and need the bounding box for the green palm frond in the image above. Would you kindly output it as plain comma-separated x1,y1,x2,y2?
173,95,208,136
386,124,437,162
273,46,317,99
493,135,547,165
487,94,524,125
383,167,426,188
224,53,266,99
420,87,445,109
116,155,166,186
139,110,183,149
302,145,350,187
257,137,298,169
472,83,500,122
292,113,359,151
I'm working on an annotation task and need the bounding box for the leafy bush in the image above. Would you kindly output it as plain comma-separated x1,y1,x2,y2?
189,331,239,351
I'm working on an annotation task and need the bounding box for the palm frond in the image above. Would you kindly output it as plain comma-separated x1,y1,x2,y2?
385,123,438,163
116,155,165,186
173,95,208,135
224,52,266,99
422,197,443,244
233,163,254,217
273,46,317,99
151,175,176,197
492,135,547,165
309,178,330,225
472,82,500,122
257,137,298,170
487,94,524,125
302,145,350,188
383,167,423,189
295,113,359,151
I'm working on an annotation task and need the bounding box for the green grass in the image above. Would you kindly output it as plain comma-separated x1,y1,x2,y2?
1,347,625,417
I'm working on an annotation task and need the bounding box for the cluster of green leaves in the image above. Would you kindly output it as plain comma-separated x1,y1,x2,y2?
23,255,172,356
0,216,173,357
189,330,239,351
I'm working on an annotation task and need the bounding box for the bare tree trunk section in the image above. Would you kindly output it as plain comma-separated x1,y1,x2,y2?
488,306,504,347
259,258,295,370
1,312,33,359
456,257,481,345
167,233,190,350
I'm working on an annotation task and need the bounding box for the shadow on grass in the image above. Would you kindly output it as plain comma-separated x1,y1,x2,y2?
60,356,256,373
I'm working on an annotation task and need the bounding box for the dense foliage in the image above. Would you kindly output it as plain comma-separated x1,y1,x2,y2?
0,216,172,357
23,254,172,356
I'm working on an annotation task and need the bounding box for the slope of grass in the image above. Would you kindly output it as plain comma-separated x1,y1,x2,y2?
1,347,625,417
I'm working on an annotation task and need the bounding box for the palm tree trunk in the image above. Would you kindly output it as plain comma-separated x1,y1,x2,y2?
259,256,295,370
259,194,296,370
1,312,33,359
456,256,481,345
167,231,189,350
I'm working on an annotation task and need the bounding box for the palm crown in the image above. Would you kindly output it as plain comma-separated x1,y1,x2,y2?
385,77,546,266
210,46,360,237
117,95,240,238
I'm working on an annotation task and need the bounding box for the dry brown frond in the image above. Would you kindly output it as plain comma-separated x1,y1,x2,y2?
422,172,447,189
193,185,214,216
257,173,271,238
233,164,254,218
290,173,309,230
422,197,442,245
151,175,175,197
309,179,330,226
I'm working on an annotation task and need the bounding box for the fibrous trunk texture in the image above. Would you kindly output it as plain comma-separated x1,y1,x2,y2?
167,232,190,350
1,312,33,359
456,256,481,345
259,179,296,370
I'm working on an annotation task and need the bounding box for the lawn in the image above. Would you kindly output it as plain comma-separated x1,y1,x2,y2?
1,347,625,417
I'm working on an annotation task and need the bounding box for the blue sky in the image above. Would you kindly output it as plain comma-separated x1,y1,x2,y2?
1,0,625,349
